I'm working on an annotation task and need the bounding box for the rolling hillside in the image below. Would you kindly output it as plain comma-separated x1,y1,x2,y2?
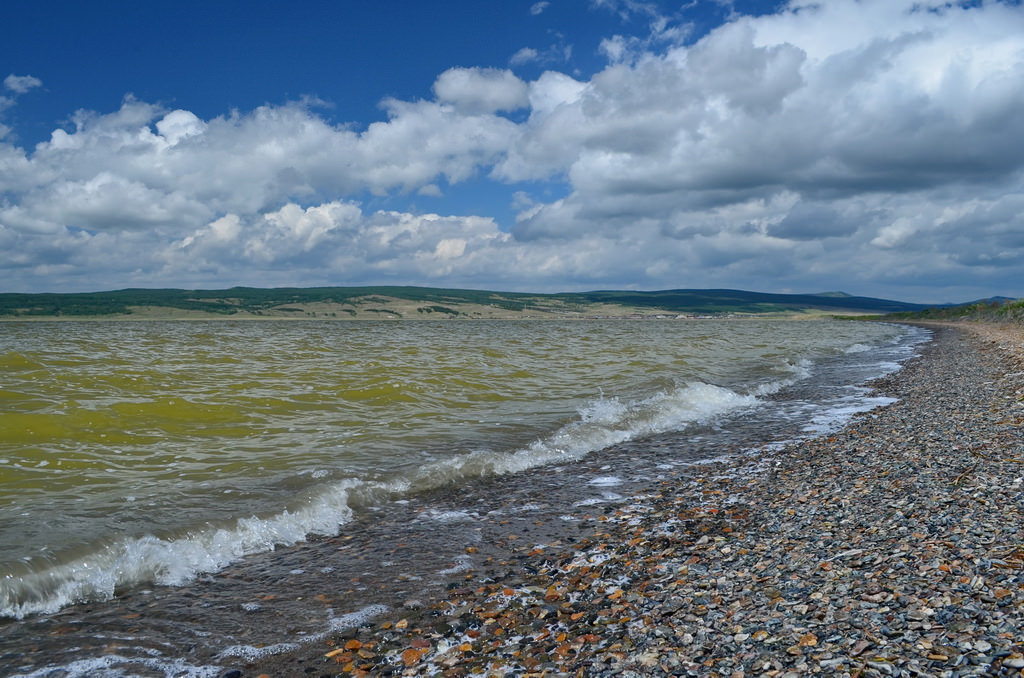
0,286,934,319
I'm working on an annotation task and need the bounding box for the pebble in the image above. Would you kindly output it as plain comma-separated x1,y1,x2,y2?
249,323,1024,677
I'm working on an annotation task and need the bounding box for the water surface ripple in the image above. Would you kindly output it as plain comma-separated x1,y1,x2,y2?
0,319,925,629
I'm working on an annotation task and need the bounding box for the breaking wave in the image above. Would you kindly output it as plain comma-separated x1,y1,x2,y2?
0,379,760,619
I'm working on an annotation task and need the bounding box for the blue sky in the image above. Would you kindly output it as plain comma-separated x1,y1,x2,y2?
2,0,1023,302
3,1,781,134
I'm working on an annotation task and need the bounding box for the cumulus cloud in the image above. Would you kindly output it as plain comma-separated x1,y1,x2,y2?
4,74,42,94
594,0,692,58
0,74,43,139
167,202,518,283
155,109,206,145
511,47,540,65
432,67,530,114
0,88,529,290
3,0,1024,301
501,0,1024,296
3,93,516,216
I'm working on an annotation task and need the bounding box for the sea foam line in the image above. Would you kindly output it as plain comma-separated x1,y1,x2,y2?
9,604,391,678
0,481,359,619
1,380,761,619
406,381,761,481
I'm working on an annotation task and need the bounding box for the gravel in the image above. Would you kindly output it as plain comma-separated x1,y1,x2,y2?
242,322,1024,678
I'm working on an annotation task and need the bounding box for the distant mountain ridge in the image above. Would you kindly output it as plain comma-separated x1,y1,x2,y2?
0,286,937,319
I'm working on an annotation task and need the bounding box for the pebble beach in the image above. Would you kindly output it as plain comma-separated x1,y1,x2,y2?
237,322,1024,677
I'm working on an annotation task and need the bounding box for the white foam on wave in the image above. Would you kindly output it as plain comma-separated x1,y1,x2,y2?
751,358,813,397
753,327,931,445
417,509,477,523
328,604,390,630
573,490,625,507
218,642,302,662
801,392,898,435
215,603,390,663
2,381,760,621
9,592,389,677
503,382,758,473
392,381,760,489
9,652,223,678
0,481,360,619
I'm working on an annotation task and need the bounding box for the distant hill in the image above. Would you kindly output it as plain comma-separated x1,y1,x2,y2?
0,285,934,319
564,289,930,315
883,297,1024,323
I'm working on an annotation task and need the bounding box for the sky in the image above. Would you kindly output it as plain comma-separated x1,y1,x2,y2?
2,0,1024,303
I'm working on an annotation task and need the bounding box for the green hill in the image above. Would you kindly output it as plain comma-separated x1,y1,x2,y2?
564,289,928,315
0,286,934,319
882,297,1024,323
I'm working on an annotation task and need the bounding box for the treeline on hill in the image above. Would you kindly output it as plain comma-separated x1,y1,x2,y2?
884,298,1024,323
569,289,929,315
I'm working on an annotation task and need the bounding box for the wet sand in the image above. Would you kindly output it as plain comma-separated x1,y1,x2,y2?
234,322,1024,677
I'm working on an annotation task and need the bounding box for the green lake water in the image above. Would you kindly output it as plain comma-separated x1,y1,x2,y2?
0,318,922,619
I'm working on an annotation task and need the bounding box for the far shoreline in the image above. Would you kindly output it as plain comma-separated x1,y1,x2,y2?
0,309,870,322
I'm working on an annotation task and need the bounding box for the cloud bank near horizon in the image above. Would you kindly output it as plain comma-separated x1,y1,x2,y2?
2,0,1024,303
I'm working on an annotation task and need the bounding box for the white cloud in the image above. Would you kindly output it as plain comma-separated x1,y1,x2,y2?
511,2,1024,227
530,1,550,16
511,47,540,65
434,238,467,259
0,75,43,140
498,0,1024,298
4,74,42,94
593,0,692,59
155,110,206,145
5,93,518,218
590,0,661,22
511,43,573,67
166,202,517,283
432,67,530,114
3,0,1024,301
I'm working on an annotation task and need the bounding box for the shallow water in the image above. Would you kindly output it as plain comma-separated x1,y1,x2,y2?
0,318,929,676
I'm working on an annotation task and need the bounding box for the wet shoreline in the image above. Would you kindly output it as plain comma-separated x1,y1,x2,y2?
236,322,1024,677
3,413,789,677
2,322,956,677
